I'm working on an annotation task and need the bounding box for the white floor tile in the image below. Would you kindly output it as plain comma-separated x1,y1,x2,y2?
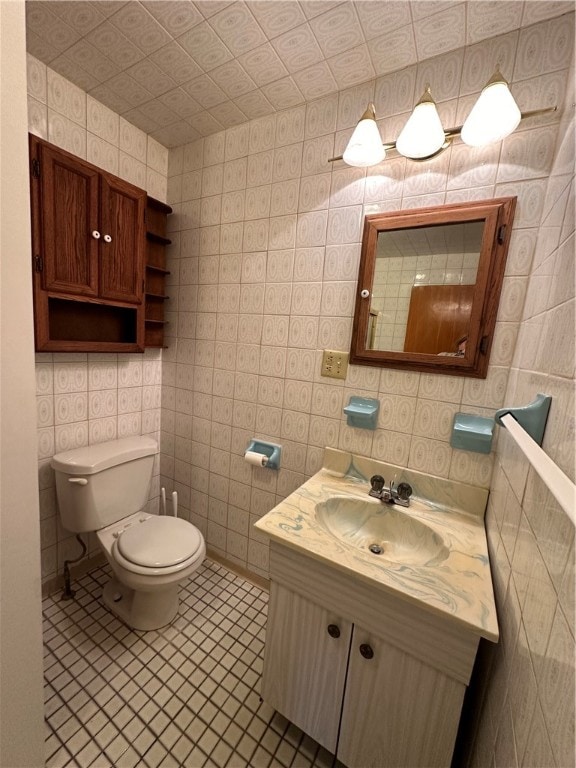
43,559,328,768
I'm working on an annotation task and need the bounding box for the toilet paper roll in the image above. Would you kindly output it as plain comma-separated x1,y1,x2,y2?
245,450,268,467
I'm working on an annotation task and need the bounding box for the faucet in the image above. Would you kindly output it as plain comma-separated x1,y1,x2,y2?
369,475,413,507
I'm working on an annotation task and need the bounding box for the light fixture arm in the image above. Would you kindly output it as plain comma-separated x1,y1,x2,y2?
328,106,557,164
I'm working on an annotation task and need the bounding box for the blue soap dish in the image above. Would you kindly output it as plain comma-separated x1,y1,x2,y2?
343,397,380,430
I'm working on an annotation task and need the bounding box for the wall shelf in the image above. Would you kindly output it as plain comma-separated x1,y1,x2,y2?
146,232,171,246
144,196,172,348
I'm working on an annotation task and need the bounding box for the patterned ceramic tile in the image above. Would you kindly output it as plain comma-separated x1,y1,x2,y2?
414,4,466,60
271,23,324,75
47,110,87,158
367,24,418,78
27,96,48,140
467,1,523,46
29,22,576,768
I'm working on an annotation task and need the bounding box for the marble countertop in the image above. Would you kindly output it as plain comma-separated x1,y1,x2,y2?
254,448,498,642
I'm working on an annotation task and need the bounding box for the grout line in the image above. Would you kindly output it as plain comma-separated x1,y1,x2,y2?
42,558,337,768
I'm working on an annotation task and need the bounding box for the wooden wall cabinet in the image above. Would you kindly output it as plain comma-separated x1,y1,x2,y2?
262,543,478,768
29,135,147,352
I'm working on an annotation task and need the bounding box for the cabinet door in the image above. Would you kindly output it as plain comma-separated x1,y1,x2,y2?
261,582,352,754
37,141,100,297
337,629,466,768
99,173,145,304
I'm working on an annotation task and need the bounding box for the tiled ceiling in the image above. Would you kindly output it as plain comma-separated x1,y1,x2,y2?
26,0,573,147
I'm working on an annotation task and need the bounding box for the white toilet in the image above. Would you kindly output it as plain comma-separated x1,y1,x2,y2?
51,436,206,631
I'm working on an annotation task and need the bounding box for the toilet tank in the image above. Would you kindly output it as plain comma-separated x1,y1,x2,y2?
51,437,157,533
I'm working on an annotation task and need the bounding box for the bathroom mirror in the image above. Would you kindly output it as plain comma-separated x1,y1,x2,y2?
350,198,516,378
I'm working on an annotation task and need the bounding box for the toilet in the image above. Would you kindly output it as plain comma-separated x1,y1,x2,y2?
51,436,206,631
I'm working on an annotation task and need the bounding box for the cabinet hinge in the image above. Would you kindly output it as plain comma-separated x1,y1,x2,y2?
34,255,43,272
31,158,40,179
479,335,489,354
497,224,506,244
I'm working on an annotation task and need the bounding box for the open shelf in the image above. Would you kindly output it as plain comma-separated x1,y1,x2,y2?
146,232,171,246
144,196,172,348
46,296,140,351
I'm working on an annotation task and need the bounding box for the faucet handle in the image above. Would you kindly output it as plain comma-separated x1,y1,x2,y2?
369,475,385,497
396,482,413,502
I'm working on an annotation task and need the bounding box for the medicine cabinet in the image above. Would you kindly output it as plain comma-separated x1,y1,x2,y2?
350,198,516,378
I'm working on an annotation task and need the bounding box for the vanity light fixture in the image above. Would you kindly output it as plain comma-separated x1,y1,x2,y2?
460,67,522,147
395,85,448,160
342,102,387,167
332,68,556,166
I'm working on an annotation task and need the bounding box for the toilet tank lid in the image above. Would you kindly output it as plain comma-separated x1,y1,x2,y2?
51,436,157,475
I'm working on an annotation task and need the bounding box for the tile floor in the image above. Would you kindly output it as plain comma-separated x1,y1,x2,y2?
43,559,339,768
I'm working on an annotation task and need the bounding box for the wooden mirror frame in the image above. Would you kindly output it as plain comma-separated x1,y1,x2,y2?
350,197,517,378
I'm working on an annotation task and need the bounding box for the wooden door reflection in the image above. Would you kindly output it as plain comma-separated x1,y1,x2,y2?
404,284,474,355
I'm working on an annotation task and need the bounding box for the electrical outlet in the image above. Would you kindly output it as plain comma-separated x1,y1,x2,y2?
321,350,349,380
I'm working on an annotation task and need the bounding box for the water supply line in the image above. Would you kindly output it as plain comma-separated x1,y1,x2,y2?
61,534,87,601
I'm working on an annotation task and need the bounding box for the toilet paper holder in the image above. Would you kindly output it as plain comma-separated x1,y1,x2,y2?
245,439,282,470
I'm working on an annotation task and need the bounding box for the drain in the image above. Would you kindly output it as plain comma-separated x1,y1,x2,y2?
369,543,383,555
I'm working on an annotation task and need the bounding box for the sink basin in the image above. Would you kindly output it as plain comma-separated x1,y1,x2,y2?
315,496,450,566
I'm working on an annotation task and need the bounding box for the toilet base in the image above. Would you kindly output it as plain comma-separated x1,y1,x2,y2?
102,579,179,631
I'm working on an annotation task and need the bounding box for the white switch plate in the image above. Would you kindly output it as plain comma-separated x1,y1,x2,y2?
321,350,349,380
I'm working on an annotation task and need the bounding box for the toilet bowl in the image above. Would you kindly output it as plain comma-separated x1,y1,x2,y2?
97,512,206,630
52,437,206,631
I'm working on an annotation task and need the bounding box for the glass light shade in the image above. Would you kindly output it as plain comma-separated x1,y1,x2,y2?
395,87,446,159
343,104,385,167
461,74,521,147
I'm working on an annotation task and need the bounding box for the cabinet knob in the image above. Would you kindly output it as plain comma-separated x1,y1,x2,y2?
359,644,374,660
327,624,341,639
103,234,112,243
91,230,101,240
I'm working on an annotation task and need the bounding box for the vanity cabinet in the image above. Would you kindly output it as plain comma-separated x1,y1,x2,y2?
262,583,352,753
337,628,465,768
262,543,477,768
29,135,146,352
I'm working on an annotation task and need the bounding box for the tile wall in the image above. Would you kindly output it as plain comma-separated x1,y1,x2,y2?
462,52,575,768
162,14,574,580
24,10,574,768
26,54,169,587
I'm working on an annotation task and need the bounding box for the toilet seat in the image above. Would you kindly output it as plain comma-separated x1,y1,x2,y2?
112,516,205,576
